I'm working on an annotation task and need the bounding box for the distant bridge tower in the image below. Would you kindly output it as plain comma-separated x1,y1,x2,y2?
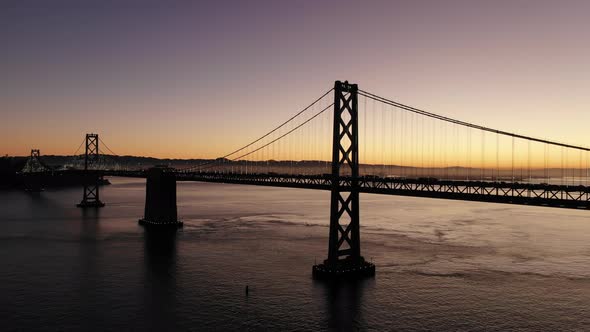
313,81,375,279
30,149,40,165
77,133,105,208
22,149,51,173
21,149,51,191
22,149,41,173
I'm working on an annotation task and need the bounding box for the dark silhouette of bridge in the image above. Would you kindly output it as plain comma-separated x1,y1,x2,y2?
20,80,590,279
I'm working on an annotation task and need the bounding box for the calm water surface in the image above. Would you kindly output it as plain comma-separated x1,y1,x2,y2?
1,177,589,331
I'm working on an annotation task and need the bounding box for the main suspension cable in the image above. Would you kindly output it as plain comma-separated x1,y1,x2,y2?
182,88,334,171
196,102,334,172
359,89,590,152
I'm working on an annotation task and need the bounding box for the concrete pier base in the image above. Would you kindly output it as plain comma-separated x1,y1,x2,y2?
77,200,105,208
312,256,375,280
139,166,182,228
138,218,183,228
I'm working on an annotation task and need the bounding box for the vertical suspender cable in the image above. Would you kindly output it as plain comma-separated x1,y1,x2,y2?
381,103,386,176
482,129,485,181
496,133,500,181
511,136,515,182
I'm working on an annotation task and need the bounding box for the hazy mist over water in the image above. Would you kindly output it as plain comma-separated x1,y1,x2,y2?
1,177,590,331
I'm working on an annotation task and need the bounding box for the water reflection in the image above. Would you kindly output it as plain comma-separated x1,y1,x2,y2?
78,208,102,325
319,279,370,331
142,229,179,330
26,190,53,219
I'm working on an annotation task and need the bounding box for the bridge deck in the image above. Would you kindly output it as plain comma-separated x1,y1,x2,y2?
103,170,590,210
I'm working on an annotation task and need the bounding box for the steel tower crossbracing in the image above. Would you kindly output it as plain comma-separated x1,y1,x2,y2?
313,81,375,279
77,134,105,208
84,134,99,171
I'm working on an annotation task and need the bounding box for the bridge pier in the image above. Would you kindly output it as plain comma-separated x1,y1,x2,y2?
139,166,183,228
313,81,375,280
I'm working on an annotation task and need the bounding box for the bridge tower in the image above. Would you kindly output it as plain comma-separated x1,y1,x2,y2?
25,149,41,173
22,149,47,191
313,81,375,279
77,133,105,208
22,149,49,173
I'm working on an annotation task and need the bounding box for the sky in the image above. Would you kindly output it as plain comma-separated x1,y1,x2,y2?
1,0,589,159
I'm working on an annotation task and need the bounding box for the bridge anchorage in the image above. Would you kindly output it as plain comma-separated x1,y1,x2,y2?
313,81,375,280
77,134,105,208
138,166,183,228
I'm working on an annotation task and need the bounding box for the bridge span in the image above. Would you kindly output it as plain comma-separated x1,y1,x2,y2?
19,80,590,279
101,170,590,210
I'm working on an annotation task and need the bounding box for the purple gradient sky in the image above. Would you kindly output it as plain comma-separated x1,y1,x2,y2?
1,0,589,158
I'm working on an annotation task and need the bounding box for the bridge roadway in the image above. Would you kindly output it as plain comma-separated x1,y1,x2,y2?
101,170,590,210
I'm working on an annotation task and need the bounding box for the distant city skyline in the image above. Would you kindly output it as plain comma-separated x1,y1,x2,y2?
2,0,589,159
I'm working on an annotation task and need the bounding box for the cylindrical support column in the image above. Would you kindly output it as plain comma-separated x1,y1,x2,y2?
139,166,182,228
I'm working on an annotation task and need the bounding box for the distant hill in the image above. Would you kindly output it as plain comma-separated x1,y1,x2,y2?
37,155,212,168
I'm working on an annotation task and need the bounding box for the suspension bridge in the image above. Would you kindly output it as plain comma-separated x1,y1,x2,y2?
19,80,590,278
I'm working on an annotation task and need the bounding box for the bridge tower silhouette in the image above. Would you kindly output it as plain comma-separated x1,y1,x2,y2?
21,149,52,191
77,133,105,208
22,149,54,174
313,81,375,279
30,149,40,161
